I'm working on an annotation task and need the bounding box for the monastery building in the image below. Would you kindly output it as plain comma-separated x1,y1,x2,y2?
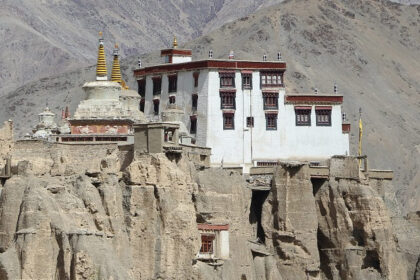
134,38,350,171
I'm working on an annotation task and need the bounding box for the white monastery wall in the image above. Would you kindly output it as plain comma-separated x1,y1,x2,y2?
206,71,245,166
140,66,349,169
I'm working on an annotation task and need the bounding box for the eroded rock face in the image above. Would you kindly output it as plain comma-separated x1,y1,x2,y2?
0,150,417,279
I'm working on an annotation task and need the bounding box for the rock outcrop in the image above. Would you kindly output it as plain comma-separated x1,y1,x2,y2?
0,140,418,279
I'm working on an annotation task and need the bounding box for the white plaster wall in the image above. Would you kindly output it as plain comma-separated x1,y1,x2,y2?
219,230,230,259
205,71,245,166
172,56,192,63
139,67,349,168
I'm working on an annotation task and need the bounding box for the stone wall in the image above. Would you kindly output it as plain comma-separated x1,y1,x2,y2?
11,140,121,176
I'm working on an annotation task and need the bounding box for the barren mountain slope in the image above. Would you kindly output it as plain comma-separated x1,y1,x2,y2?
0,0,284,93
185,0,420,213
1,0,419,214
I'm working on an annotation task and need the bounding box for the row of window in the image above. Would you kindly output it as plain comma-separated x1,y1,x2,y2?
137,72,200,97
295,109,331,126
222,110,331,130
191,110,331,134
140,93,198,115
137,71,284,96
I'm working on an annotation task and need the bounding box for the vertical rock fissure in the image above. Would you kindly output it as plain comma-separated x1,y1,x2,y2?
250,190,269,243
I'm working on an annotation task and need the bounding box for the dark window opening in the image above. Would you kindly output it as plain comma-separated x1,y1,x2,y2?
316,110,331,126
190,117,197,134
220,72,235,88
266,114,277,130
137,79,146,97
295,109,311,126
242,74,252,89
220,91,236,109
193,72,199,87
362,250,381,273
249,190,269,244
153,100,160,115
246,117,254,128
168,75,177,93
260,72,283,87
200,235,215,253
169,96,176,104
223,113,234,130
140,99,145,112
263,92,278,110
152,77,161,95
192,94,198,110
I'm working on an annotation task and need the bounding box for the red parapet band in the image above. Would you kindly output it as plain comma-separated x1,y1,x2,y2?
197,224,229,231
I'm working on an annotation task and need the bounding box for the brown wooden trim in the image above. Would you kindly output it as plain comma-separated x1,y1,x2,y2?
342,123,351,133
160,49,192,56
295,106,312,110
315,106,333,110
134,60,286,77
198,224,229,231
285,95,343,104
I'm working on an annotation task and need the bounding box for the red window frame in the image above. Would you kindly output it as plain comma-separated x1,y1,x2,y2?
220,91,236,109
263,92,278,110
223,113,234,130
295,109,311,126
168,75,177,93
220,72,235,88
260,72,283,87
200,234,215,253
242,74,252,89
316,109,332,126
266,113,277,130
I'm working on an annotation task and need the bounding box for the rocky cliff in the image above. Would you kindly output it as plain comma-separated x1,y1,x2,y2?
0,125,418,279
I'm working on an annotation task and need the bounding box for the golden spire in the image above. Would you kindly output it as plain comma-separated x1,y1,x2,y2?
173,36,178,49
111,43,122,84
96,32,107,81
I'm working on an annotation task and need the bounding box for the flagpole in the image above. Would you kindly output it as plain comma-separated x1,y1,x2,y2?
358,107,363,168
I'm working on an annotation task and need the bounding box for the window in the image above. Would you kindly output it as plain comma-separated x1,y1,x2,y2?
223,113,234,130
295,108,311,126
152,77,161,95
220,72,235,88
220,91,236,109
263,92,278,110
168,75,177,93
140,98,145,112
193,72,199,87
137,79,146,97
246,117,254,128
200,235,215,254
261,72,283,87
192,94,198,110
316,109,332,126
153,99,159,115
190,116,197,134
169,96,176,104
266,114,277,130
242,73,252,89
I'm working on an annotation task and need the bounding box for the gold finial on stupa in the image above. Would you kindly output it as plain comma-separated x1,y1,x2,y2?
96,32,107,80
111,43,122,84
173,36,178,49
